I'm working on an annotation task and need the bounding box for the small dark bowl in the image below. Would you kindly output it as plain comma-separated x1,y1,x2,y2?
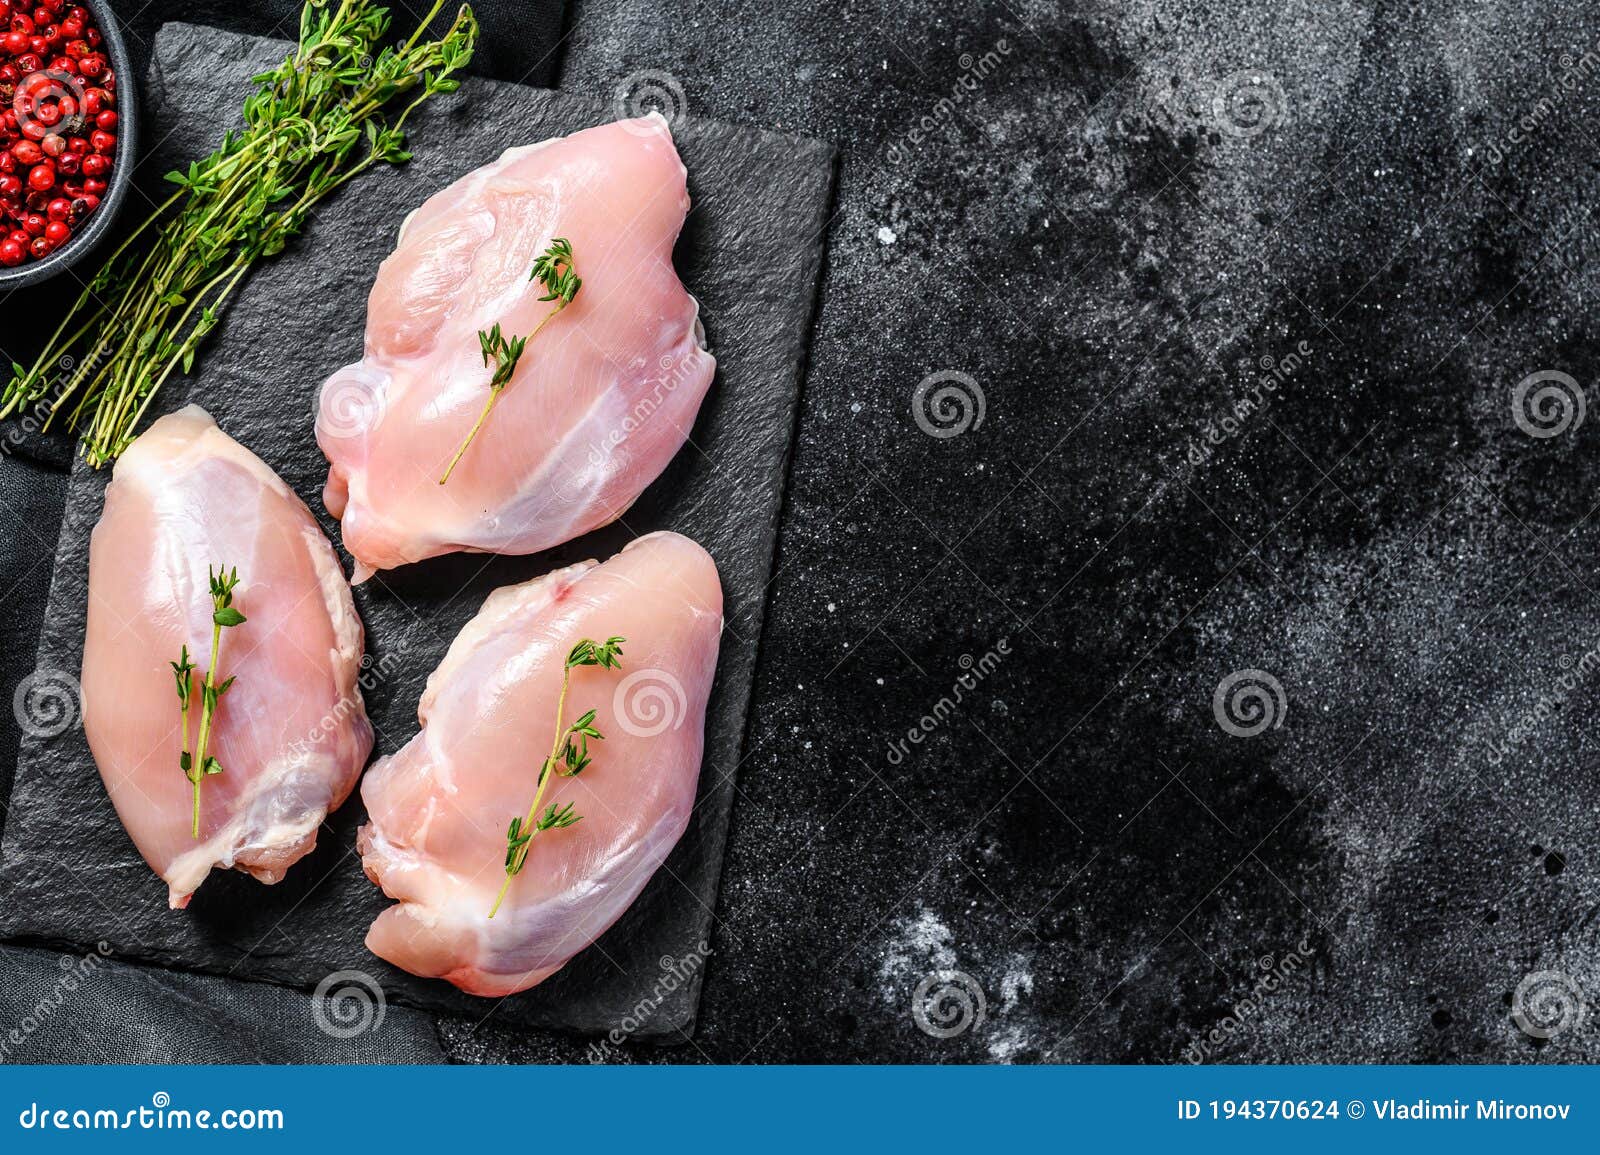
0,0,137,291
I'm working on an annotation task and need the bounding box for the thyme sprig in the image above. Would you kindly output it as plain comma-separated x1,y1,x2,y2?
438,238,582,484
0,0,480,467
437,323,527,483
173,566,247,839
488,635,625,919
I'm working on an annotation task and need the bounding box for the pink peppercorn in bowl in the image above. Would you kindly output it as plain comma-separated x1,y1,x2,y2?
0,0,134,289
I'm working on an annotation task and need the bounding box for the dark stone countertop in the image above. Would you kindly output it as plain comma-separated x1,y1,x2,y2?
8,0,1600,1064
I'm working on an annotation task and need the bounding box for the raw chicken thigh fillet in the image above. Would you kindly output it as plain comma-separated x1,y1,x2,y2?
318,114,715,579
82,406,373,908
358,531,722,997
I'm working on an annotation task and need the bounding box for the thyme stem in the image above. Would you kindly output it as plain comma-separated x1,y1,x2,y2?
488,671,572,920
437,386,501,486
190,617,225,839
177,566,247,839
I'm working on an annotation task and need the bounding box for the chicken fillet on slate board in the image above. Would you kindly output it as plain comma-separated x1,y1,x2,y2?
0,23,835,1038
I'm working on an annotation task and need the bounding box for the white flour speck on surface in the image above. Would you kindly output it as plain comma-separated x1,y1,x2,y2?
877,910,1046,1060
984,955,1040,1061
876,905,959,1002
1000,961,1034,1011
987,1024,1031,1062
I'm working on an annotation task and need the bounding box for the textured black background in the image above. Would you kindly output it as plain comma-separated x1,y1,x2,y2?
6,0,1600,1064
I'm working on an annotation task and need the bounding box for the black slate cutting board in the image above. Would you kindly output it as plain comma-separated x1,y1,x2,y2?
0,23,834,1038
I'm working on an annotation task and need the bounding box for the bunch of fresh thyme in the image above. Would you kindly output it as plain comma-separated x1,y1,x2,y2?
489,635,625,919
0,0,479,467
